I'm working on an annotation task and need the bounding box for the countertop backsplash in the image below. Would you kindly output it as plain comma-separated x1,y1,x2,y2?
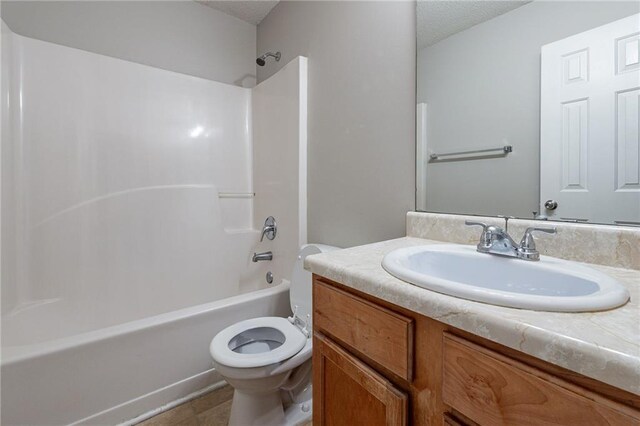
407,212,640,271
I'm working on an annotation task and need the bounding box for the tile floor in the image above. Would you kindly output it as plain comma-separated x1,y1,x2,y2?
137,385,233,426
136,385,312,426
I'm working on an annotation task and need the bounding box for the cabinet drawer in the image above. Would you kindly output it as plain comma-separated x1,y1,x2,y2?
442,333,639,425
313,278,414,380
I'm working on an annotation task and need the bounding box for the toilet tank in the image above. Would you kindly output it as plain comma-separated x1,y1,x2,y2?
289,244,340,327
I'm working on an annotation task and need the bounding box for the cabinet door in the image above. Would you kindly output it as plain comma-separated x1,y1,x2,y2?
442,333,640,425
313,332,408,426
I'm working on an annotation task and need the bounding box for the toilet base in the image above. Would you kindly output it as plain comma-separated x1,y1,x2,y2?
228,389,312,426
283,400,312,425
229,390,285,426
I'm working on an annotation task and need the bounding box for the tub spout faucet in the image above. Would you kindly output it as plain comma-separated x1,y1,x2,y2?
252,251,273,262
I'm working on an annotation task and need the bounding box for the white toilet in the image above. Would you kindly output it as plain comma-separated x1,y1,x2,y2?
210,244,338,426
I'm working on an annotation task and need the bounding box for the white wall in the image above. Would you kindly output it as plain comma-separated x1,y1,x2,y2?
257,1,416,248
417,1,639,218
1,1,257,86
252,57,307,285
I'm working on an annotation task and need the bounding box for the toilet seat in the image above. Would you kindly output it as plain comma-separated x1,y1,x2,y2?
211,317,307,369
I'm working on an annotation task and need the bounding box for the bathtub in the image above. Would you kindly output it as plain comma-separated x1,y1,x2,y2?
1,282,291,425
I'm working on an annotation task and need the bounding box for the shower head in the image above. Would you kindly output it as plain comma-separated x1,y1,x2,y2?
256,51,281,66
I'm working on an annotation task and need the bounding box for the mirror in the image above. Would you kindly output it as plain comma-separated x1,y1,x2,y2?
416,1,640,225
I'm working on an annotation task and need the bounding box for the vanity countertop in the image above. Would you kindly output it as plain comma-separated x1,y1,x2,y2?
305,237,640,395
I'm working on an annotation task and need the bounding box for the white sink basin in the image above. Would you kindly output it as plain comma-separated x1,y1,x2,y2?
381,244,630,312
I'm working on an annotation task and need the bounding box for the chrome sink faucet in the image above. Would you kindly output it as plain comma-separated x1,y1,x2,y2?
465,220,556,261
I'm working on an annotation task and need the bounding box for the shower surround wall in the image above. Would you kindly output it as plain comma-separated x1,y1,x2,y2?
1,24,308,425
253,57,308,285
2,27,256,339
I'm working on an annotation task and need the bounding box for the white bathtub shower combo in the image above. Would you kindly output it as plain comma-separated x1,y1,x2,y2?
1,20,309,425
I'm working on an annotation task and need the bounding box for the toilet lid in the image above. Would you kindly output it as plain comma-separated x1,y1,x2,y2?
210,317,307,369
289,245,322,328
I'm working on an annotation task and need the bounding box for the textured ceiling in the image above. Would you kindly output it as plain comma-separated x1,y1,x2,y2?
197,0,279,25
418,0,531,49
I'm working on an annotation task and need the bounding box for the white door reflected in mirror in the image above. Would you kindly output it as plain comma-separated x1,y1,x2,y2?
540,14,640,225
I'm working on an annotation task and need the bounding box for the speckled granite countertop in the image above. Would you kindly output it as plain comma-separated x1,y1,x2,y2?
305,237,640,395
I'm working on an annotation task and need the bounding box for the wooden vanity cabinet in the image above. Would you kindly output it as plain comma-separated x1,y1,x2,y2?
312,275,640,426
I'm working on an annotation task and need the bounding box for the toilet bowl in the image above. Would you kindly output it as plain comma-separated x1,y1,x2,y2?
210,244,338,426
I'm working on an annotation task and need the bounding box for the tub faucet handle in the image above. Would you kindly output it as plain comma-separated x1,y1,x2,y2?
260,216,277,242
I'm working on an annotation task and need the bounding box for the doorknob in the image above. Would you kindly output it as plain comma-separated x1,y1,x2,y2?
544,200,558,210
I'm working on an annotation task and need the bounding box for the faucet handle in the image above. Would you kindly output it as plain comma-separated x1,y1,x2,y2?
260,216,277,242
518,226,557,260
465,221,492,249
465,220,488,229
521,226,557,241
